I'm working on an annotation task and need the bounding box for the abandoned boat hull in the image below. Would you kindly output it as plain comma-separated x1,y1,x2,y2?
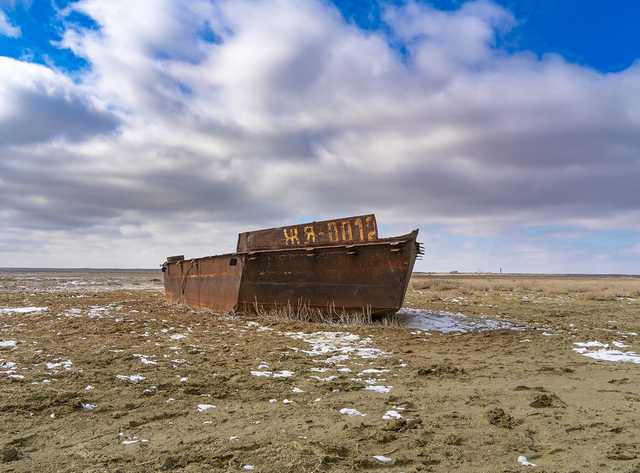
162,229,420,316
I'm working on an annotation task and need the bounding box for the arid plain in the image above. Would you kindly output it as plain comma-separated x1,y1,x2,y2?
1,270,639,473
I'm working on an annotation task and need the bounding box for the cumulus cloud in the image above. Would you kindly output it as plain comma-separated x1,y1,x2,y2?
0,58,119,145
1,0,639,271
0,9,20,37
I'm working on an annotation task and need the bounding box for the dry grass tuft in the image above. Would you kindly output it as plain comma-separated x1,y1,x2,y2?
251,299,400,327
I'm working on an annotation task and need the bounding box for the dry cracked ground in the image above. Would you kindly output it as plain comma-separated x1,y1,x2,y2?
1,271,639,473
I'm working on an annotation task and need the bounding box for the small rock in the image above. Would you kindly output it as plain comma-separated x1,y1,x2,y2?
417,364,464,377
1,446,21,463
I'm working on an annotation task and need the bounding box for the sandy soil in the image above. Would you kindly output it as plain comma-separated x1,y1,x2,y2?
1,271,639,472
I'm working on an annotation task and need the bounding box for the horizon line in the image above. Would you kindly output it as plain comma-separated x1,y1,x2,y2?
1,267,638,277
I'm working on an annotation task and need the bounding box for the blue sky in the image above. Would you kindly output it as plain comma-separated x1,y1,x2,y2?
0,0,639,272
335,0,640,72
3,1,640,73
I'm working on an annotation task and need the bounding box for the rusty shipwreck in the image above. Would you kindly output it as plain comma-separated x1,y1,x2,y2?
162,214,423,316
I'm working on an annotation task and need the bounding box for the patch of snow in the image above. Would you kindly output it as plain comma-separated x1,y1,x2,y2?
310,375,337,382
0,340,17,349
180,376,188,383
573,341,640,364
251,370,272,377
357,347,384,359
116,374,145,383
373,455,393,464
251,370,294,378
339,407,366,416
575,348,640,364
269,399,277,404
291,387,304,393
282,399,292,404
170,334,186,341
197,404,216,412
122,439,147,445
133,354,157,365
87,306,109,318
81,403,97,410
242,465,255,471
325,354,350,363
285,331,387,360
273,370,294,378
365,385,392,394
46,360,73,370
85,385,94,391
575,341,608,348
0,307,48,314
360,368,389,375
517,455,537,467
382,410,402,420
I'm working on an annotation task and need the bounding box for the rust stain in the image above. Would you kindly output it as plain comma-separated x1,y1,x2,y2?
236,214,378,252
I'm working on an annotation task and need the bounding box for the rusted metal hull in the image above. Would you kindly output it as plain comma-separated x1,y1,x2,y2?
163,216,421,316
163,253,245,313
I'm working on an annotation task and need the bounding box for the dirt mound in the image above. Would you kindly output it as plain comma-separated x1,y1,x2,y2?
486,407,519,429
530,393,566,408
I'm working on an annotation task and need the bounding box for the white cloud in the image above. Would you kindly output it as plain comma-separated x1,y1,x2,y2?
0,0,639,272
0,9,20,37
0,57,118,145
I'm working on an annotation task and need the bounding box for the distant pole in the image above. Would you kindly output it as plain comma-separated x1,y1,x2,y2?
500,267,502,274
